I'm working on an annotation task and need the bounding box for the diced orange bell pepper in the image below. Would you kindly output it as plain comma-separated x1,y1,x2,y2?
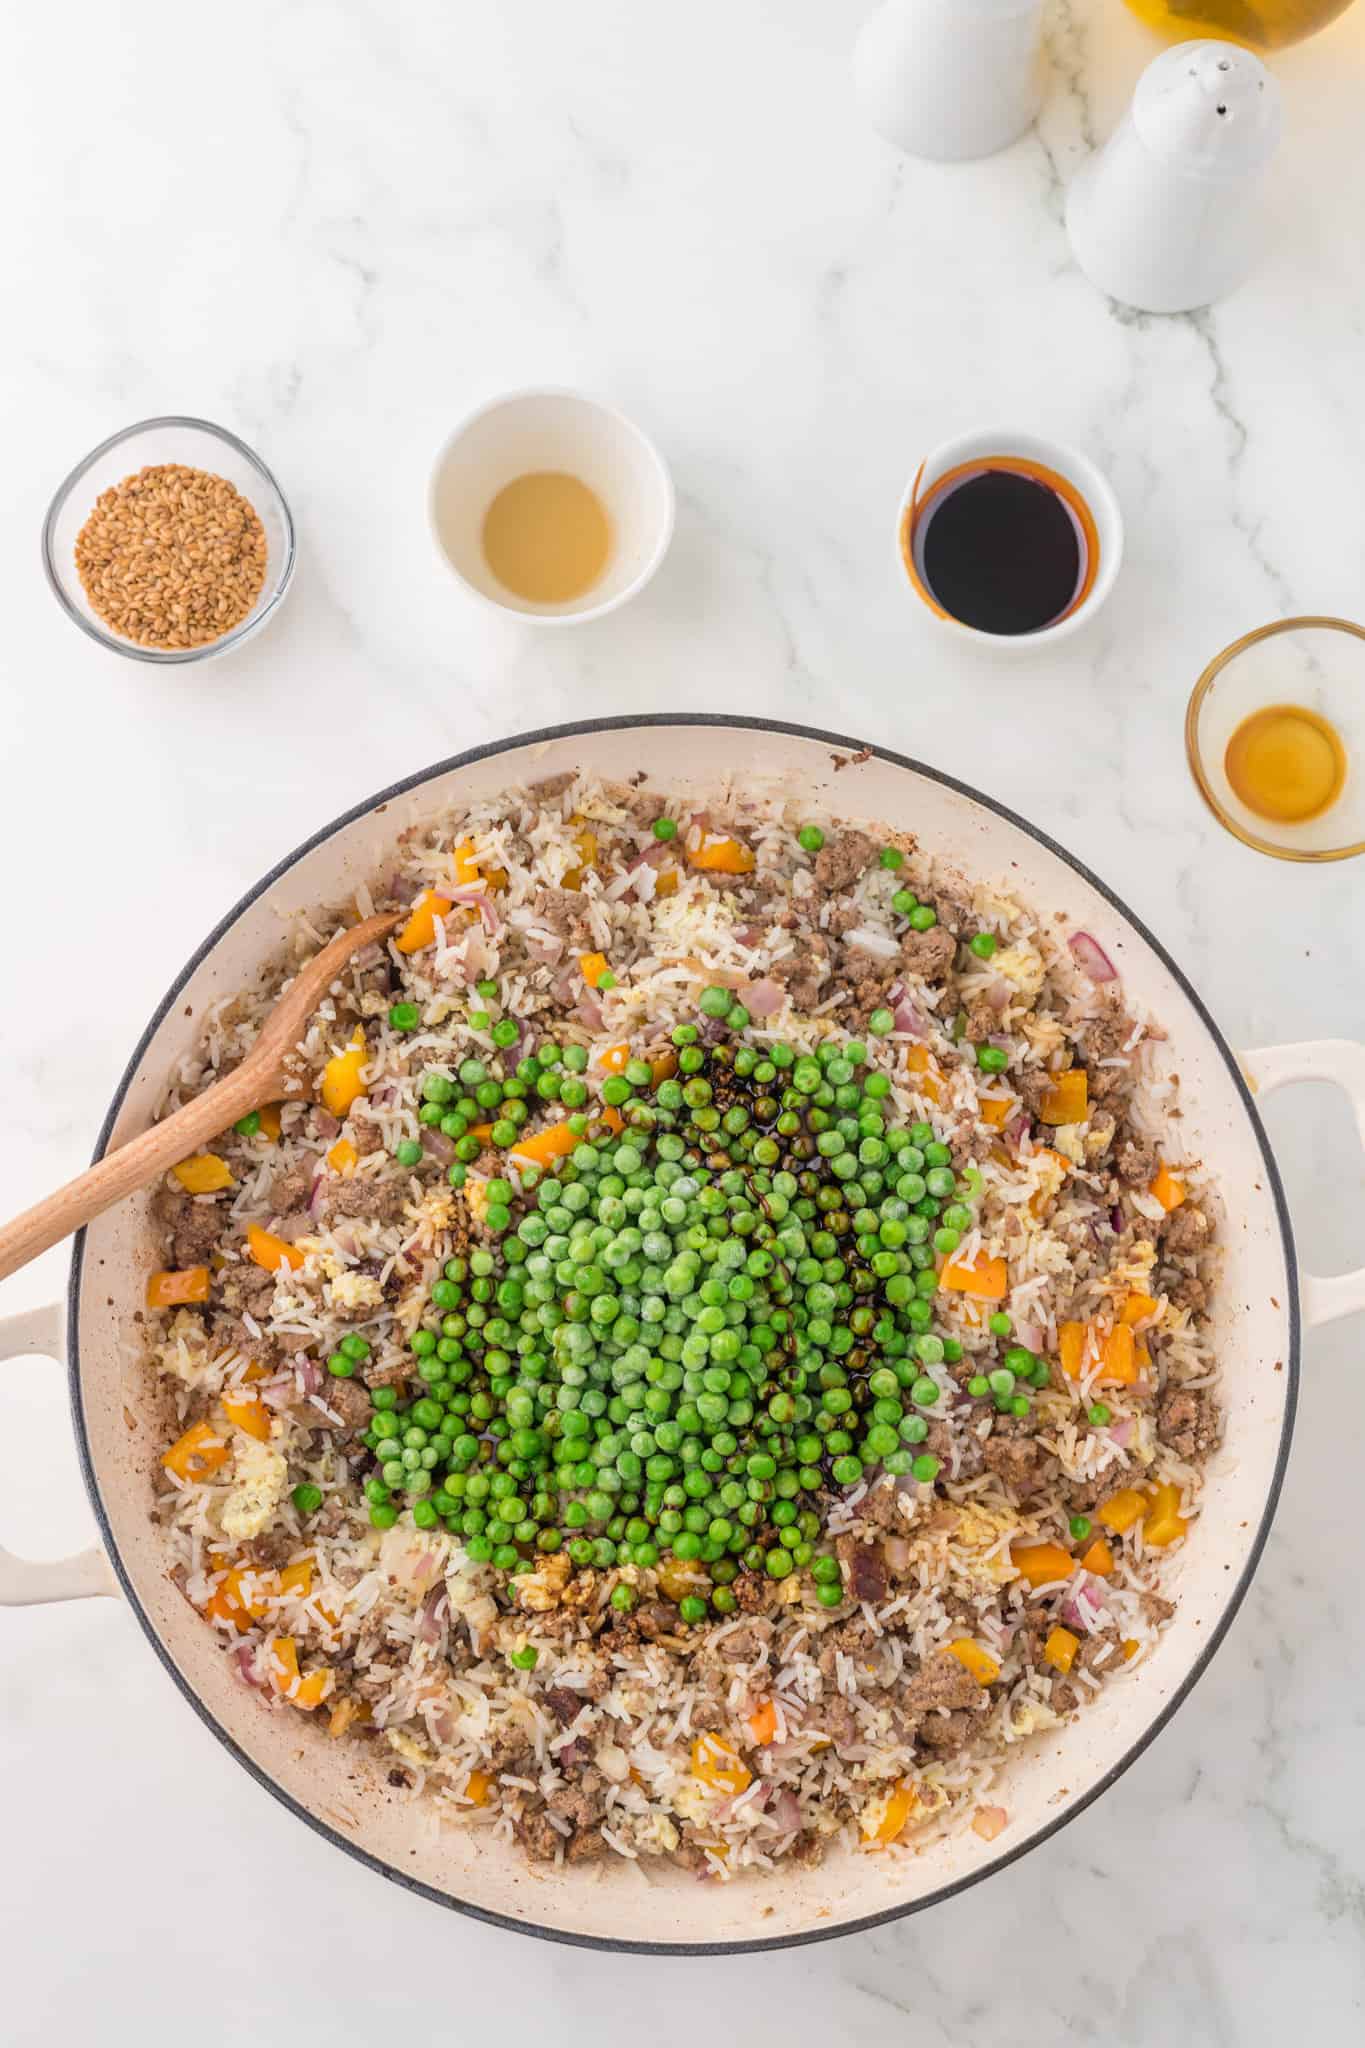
320,1027,368,1116
221,1389,271,1442
163,1420,230,1483
654,868,679,899
1081,1537,1115,1577
396,888,454,954
1149,1163,1186,1212
1097,1487,1148,1534
688,836,755,875
601,1105,626,1135
1121,1639,1139,1661
980,1094,1014,1129
748,1698,778,1745
257,1104,282,1141
172,1153,234,1194
1143,1482,1188,1548
268,1636,331,1710
579,952,609,989
146,1266,211,1308
691,1732,751,1794
466,1123,496,1144
1044,1625,1080,1674
904,1042,943,1105
246,1221,304,1273
507,1122,581,1170
1010,1540,1075,1589
327,1697,372,1739
1121,1290,1158,1326
865,1779,918,1848
1099,1324,1138,1386
602,1043,631,1073
650,1049,679,1086
946,1638,1000,1686
1058,1320,1105,1380
940,1253,1008,1300
462,1766,494,1805
276,1556,314,1599
1038,1069,1088,1125
204,1563,271,1632
452,837,482,886
327,1137,357,1174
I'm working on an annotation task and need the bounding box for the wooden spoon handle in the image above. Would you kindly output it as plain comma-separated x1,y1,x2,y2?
0,1066,266,1285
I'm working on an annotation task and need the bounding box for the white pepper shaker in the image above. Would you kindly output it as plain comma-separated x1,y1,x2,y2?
852,0,1047,164
1066,40,1283,315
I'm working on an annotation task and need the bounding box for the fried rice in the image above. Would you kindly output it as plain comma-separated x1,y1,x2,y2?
144,771,1219,1878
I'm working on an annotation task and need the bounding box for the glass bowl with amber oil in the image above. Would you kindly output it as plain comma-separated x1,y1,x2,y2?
1186,617,1365,861
1121,0,1355,52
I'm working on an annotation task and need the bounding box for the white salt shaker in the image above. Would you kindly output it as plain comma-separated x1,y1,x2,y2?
852,0,1046,164
1066,40,1282,315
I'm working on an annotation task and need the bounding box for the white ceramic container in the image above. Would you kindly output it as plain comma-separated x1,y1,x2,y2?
3,716,1362,1952
429,388,674,624
1066,41,1283,316
853,0,1047,163
898,429,1124,652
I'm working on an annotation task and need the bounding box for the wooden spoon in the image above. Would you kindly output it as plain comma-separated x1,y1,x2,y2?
0,911,401,1285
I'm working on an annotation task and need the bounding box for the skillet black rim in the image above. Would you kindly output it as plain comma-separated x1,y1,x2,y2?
66,712,1301,1955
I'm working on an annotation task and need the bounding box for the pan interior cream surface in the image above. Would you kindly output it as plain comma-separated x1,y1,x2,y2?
72,721,1294,1949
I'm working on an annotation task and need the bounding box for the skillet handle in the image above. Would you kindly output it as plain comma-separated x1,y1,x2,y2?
1242,1039,1365,1329
0,1303,116,1606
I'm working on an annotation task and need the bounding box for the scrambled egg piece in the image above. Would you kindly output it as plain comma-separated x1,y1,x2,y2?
464,1178,490,1227
992,943,1046,997
155,1310,218,1390
1051,1123,1087,1166
328,1270,385,1313
220,1437,288,1541
1027,1148,1070,1208
1010,1698,1061,1740
952,1503,1023,1588
387,1728,436,1769
513,1552,571,1612
623,1809,680,1856
672,1775,723,1825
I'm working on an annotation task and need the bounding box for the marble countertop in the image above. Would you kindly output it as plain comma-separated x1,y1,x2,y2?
3,1,1364,2039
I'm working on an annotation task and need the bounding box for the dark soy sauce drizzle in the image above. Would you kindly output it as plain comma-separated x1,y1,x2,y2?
920,470,1084,636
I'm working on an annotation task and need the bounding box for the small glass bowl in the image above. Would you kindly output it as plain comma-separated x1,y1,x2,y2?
42,416,296,664
1185,616,1365,862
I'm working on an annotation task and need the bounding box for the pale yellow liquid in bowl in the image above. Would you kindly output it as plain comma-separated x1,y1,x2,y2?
1122,0,1354,50
481,472,611,606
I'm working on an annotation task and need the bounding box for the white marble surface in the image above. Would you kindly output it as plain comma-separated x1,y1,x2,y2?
3,0,1364,2038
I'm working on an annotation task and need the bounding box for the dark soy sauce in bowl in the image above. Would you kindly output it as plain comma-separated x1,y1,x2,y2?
903,459,1098,637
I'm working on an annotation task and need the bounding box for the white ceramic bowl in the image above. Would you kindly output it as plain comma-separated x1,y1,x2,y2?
5,716,1363,1953
897,429,1123,653
429,388,675,623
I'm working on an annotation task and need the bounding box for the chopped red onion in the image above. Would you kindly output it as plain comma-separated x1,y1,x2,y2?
1110,1205,1125,1233
577,996,604,1034
418,1586,449,1644
233,1645,261,1688
1068,931,1118,984
973,1805,1008,1842
1107,1417,1134,1448
767,1787,803,1834
259,1375,296,1411
350,941,384,971
448,886,501,937
1014,1320,1044,1353
422,1127,456,1165
987,978,1011,1013
1061,1576,1106,1634
893,1000,925,1036
744,978,785,1020
298,1358,321,1396
315,1110,341,1141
